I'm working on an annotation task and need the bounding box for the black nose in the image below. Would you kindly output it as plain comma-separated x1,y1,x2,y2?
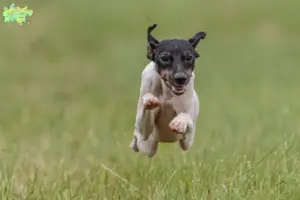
174,73,187,85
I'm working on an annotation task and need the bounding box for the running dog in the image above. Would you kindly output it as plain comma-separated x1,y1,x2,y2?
130,24,206,157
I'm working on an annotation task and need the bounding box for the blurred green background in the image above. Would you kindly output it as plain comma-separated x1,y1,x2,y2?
0,0,300,199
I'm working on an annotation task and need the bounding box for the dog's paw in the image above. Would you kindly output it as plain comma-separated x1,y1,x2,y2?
129,136,139,152
143,93,160,110
168,114,188,134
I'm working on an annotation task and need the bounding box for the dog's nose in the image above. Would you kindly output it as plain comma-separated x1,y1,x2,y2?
174,73,187,85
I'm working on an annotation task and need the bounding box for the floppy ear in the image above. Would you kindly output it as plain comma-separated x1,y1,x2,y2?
188,32,206,58
147,24,160,61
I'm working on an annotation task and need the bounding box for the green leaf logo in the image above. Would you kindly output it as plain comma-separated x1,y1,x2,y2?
3,3,33,25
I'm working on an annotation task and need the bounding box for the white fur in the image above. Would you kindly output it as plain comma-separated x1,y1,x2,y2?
130,61,200,157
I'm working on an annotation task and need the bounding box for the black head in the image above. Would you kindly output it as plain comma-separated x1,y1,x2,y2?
147,24,206,96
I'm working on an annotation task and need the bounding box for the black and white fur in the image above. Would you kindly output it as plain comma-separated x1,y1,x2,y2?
130,24,206,157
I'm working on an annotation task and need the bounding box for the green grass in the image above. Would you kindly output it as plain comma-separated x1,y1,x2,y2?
0,0,300,199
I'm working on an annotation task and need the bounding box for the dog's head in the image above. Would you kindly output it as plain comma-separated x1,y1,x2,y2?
147,24,206,96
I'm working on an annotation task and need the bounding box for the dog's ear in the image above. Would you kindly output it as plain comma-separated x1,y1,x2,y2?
188,32,206,48
147,24,160,61
188,32,206,58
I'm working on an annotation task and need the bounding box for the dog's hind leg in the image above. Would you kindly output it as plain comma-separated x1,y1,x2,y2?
134,130,158,157
129,135,139,152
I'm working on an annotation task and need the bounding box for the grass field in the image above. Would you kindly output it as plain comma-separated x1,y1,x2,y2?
1,0,300,199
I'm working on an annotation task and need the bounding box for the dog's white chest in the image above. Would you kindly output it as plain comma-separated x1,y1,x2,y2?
169,96,190,113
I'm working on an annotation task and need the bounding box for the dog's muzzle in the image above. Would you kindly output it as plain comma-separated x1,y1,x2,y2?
162,78,187,96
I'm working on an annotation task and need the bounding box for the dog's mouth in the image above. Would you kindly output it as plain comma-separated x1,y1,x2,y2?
171,85,186,95
163,79,186,96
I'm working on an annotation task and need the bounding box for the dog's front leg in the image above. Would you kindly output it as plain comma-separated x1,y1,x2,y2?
168,92,199,151
136,93,160,140
130,64,161,156
169,113,195,151
178,119,196,151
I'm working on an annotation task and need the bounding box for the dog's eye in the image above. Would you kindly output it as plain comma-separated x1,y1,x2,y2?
160,54,170,63
185,55,194,63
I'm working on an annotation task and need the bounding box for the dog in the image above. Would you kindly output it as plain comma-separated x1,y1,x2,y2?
129,24,206,157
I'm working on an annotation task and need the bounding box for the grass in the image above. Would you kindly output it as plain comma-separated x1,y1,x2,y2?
0,0,300,199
